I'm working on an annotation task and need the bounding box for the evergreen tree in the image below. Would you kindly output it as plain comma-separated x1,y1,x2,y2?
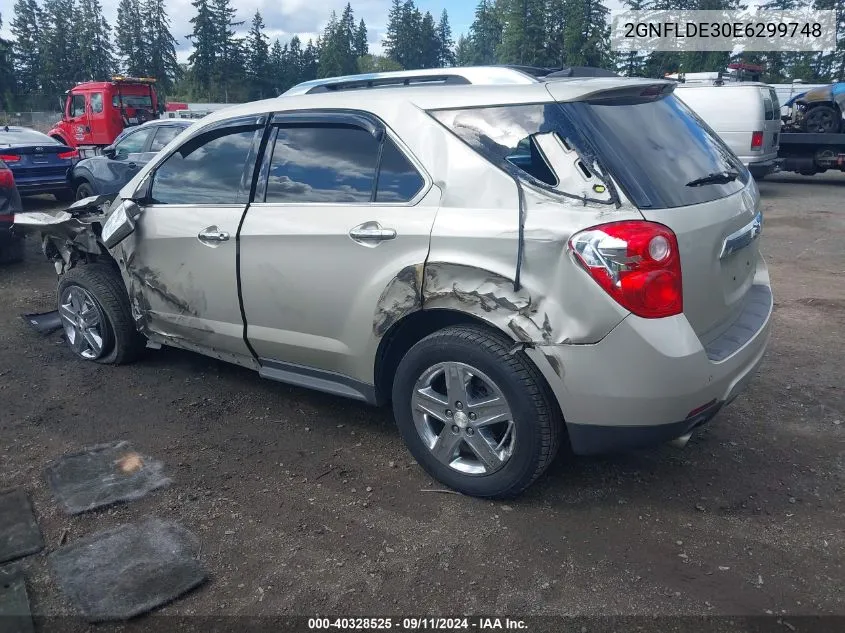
498,0,549,66
186,0,217,99
354,19,369,58
116,0,145,75
0,13,14,108
436,10,455,66
76,0,114,81
40,0,81,93
302,39,320,82
617,0,647,76
10,0,42,93
245,11,271,99
287,36,304,87
419,11,441,68
269,38,284,95
467,0,502,65
454,34,474,67
211,0,244,101
141,0,180,94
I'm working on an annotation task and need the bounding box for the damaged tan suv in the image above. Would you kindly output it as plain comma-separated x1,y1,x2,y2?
16,77,772,497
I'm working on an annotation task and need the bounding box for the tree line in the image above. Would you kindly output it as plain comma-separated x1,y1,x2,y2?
1,0,844,112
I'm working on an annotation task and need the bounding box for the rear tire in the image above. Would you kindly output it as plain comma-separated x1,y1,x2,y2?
74,181,95,201
392,325,562,498
57,264,144,364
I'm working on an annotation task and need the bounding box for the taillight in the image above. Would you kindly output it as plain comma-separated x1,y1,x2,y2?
0,168,14,188
569,221,683,319
751,131,763,150
58,149,79,160
0,154,20,162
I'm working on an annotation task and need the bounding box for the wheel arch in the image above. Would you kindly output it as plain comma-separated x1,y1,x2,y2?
374,307,522,405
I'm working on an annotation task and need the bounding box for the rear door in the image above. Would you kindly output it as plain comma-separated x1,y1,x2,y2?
546,85,762,341
761,87,780,155
239,111,437,383
122,115,266,361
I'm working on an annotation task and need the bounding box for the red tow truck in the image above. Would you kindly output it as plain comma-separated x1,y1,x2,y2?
48,76,160,157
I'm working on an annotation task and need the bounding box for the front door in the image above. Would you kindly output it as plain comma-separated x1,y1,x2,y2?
67,92,92,145
239,112,438,384
120,116,267,364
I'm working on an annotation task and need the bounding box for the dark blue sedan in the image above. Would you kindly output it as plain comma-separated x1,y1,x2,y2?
0,126,78,201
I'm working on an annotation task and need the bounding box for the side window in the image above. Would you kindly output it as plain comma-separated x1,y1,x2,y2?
265,125,379,203
762,95,774,121
71,94,86,118
149,126,182,152
151,125,259,205
505,136,556,186
375,138,425,202
91,93,104,114
114,128,153,157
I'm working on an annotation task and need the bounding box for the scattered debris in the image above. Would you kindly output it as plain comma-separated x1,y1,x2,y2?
315,466,337,481
420,489,461,495
0,489,44,564
0,567,34,633
21,311,63,336
49,518,206,622
45,441,171,515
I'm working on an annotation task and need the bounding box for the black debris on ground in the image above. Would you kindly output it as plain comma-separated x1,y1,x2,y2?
49,518,207,622
21,311,62,336
0,489,44,564
45,441,171,515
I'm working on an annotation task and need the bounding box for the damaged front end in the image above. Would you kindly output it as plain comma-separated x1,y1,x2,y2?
13,195,116,275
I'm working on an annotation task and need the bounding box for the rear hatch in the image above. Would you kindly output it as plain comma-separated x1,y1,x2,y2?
546,82,761,341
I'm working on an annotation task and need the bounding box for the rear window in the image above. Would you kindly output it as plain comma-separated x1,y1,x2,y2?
432,96,749,209
0,128,59,146
113,94,153,109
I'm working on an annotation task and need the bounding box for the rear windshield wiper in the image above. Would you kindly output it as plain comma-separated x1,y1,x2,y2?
686,171,739,187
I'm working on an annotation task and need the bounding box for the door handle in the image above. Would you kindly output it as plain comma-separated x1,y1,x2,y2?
198,226,230,243
349,221,397,245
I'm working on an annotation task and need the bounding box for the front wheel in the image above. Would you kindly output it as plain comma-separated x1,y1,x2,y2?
74,181,95,201
57,264,144,364
392,325,563,498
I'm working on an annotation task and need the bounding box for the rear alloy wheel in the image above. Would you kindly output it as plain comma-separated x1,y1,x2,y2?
75,182,94,201
57,264,144,364
393,325,562,498
802,105,841,134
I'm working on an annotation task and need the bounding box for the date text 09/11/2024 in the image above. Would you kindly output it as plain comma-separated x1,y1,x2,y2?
307,617,528,630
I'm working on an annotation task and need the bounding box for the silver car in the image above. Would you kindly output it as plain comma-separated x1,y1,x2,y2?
16,77,772,497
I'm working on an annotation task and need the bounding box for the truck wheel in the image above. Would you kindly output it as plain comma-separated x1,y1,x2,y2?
57,264,144,365
392,325,562,498
802,105,841,134
75,181,95,200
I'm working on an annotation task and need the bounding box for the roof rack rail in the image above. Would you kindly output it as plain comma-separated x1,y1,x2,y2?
544,66,619,78
304,74,471,94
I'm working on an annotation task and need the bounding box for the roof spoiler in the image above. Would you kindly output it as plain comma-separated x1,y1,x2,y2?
548,79,676,105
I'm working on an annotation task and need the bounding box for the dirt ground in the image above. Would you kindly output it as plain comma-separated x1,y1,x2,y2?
1,173,843,627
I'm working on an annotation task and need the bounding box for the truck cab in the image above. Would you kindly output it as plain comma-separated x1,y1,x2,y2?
48,77,160,153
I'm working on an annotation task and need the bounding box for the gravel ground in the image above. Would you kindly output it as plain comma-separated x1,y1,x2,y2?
1,174,843,629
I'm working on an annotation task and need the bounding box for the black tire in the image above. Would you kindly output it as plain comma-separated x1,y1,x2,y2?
53,189,75,202
57,263,144,364
392,325,563,498
74,181,95,201
0,229,25,265
802,104,841,134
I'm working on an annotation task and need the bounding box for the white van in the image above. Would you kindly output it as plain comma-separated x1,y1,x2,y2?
675,83,781,179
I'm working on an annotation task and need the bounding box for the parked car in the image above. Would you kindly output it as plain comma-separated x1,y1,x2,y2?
16,77,772,497
69,119,193,200
0,126,78,201
0,159,24,264
674,83,781,179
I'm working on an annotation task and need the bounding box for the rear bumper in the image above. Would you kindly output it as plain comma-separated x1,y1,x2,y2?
15,178,73,195
743,157,779,178
526,264,773,455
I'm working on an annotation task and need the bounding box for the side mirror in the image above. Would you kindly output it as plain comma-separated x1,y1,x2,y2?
102,146,116,159
101,200,142,249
